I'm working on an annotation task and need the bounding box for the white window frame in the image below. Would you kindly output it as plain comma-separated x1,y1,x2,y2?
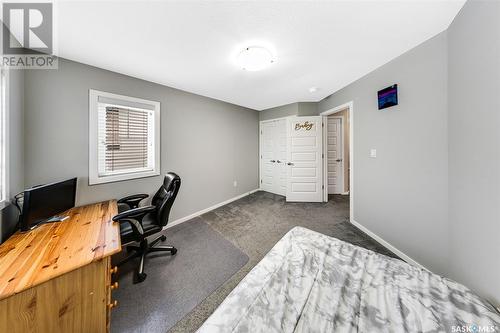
0,68,9,203
89,89,160,185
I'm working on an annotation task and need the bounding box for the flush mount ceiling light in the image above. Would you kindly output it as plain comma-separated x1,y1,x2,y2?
309,87,319,93
236,46,275,71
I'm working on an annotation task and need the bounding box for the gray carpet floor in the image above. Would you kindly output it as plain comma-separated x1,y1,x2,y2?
112,191,399,333
111,217,249,333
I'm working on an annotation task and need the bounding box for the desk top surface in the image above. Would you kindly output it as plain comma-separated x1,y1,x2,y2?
0,200,121,301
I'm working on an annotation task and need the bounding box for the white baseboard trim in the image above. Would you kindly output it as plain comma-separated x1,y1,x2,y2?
164,189,260,230
350,219,429,271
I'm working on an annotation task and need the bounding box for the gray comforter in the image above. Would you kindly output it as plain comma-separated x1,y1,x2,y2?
197,227,500,333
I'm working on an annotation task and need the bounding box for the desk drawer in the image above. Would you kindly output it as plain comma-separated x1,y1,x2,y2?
0,259,109,333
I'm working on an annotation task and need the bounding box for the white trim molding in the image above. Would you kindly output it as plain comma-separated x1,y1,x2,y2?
320,101,354,221
350,219,429,271
164,189,260,230
89,89,161,185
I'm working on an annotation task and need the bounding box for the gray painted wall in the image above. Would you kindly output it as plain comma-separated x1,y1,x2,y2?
447,0,500,305
259,102,319,121
24,59,259,221
319,32,450,275
297,102,318,116
259,103,298,121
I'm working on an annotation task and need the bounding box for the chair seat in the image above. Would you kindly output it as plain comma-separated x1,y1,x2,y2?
119,213,162,244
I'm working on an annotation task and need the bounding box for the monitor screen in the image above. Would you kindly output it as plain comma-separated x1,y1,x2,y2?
20,178,77,231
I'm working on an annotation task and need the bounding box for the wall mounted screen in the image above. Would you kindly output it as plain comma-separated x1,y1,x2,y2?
378,84,398,110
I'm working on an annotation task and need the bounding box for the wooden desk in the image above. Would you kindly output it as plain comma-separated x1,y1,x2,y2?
0,200,121,332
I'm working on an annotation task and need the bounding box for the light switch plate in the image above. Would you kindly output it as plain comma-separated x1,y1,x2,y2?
370,149,377,158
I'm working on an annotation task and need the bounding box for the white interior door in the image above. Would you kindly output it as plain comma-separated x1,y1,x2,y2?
275,119,287,195
260,119,287,196
260,121,276,193
327,117,344,194
286,116,323,202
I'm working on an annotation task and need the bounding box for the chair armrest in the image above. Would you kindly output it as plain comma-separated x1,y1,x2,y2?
117,194,149,209
116,218,144,236
113,205,156,222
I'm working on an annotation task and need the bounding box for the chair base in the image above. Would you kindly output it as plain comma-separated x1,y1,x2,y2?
117,234,177,283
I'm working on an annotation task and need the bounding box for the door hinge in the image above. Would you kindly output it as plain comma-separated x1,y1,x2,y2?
260,130,263,135
260,179,263,183
322,153,324,158
322,122,324,127
322,185,324,189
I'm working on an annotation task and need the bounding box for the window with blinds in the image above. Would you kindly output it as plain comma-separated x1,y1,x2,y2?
98,104,154,176
89,90,160,185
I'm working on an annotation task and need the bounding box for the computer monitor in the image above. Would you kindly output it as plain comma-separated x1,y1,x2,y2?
19,178,77,231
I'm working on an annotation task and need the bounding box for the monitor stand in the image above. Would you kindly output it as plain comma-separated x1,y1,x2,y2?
29,215,70,230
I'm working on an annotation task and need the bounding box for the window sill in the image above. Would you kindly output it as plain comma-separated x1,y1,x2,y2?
89,170,160,185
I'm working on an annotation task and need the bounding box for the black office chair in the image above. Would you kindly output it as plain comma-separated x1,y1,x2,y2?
113,172,181,283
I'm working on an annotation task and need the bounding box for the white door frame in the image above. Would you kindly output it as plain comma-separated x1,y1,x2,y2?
320,101,354,220
259,116,291,195
326,115,344,195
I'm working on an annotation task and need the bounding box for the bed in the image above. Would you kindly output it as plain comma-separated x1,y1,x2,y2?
197,227,500,333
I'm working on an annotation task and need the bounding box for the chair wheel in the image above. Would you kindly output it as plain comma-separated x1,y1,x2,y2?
171,248,177,255
160,235,167,242
136,272,147,283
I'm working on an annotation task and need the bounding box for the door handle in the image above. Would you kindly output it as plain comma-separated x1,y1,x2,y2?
270,160,276,163
287,162,294,166
276,160,282,163
336,159,343,162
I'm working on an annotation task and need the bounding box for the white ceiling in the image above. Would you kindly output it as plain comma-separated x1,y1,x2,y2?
56,0,465,110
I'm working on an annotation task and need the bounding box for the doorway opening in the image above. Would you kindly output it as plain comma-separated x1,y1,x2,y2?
321,102,353,216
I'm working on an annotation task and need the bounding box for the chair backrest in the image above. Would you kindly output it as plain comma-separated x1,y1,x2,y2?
151,172,181,227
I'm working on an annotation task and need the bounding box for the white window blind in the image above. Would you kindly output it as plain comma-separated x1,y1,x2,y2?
89,90,160,185
97,104,155,176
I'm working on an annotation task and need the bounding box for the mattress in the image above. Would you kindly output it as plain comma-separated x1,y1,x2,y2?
197,226,500,333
